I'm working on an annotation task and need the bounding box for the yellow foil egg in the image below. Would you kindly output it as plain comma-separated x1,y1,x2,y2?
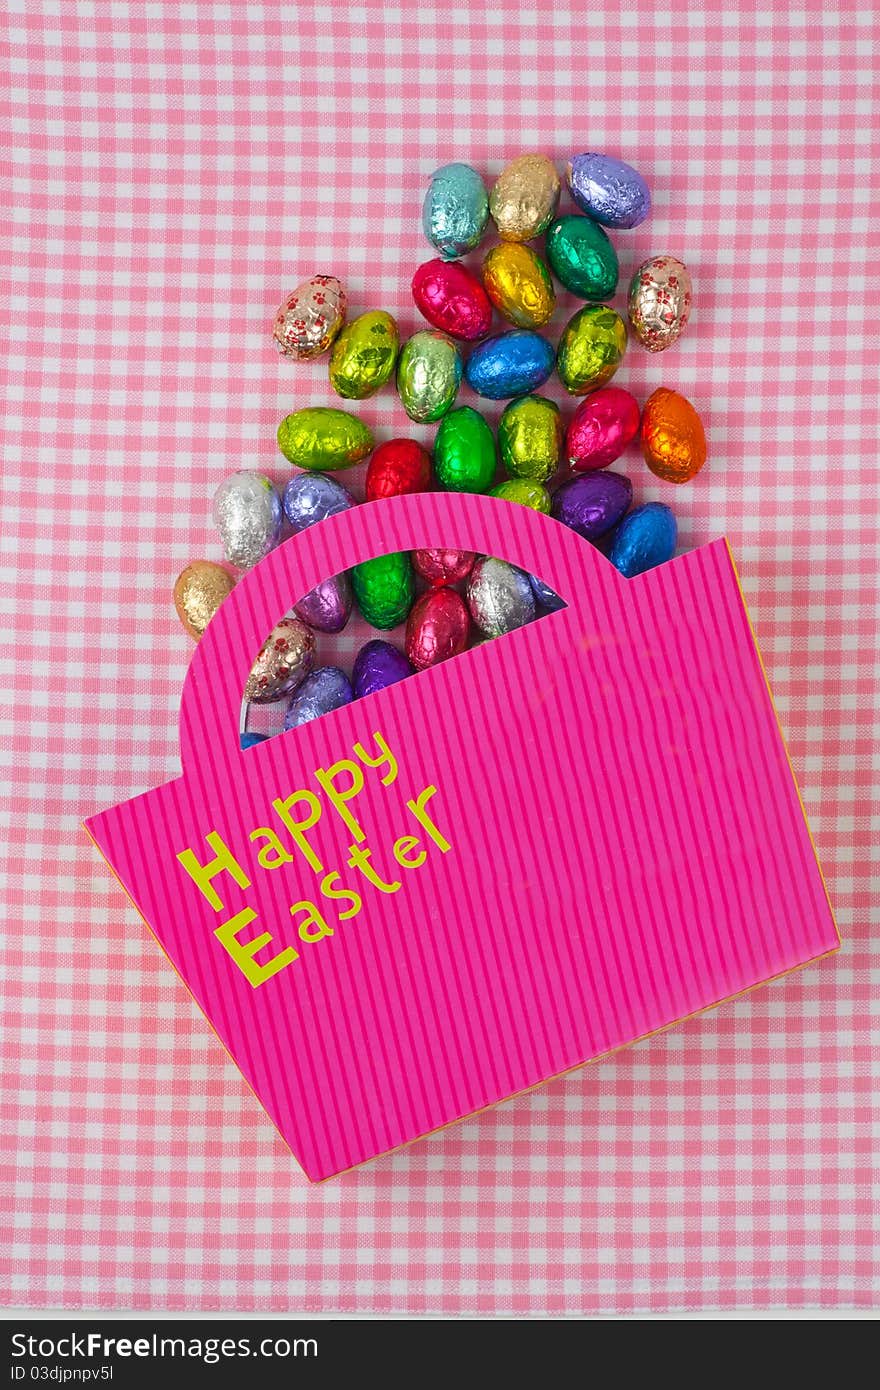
482,243,555,329
489,154,561,242
328,310,399,399
173,561,236,640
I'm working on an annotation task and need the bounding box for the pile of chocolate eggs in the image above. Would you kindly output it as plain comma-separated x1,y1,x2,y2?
174,151,708,741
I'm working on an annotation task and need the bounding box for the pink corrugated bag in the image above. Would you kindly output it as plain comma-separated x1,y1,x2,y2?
84,492,838,1180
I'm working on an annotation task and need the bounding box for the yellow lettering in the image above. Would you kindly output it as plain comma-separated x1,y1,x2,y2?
352,731,398,786
271,790,324,873
249,826,294,871
319,870,363,921
290,901,334,943
346,842,401,894
405,785,451,852
214,906,298,986
315,759,365,840
393,834,427,869
176,831,251,912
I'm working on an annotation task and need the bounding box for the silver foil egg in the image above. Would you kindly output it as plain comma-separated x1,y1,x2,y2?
466,557,536,637
213,472,283,570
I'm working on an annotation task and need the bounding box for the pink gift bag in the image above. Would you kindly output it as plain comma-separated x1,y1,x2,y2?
84,492,838,1180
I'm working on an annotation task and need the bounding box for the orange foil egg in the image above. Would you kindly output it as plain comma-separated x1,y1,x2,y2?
640,387,707,484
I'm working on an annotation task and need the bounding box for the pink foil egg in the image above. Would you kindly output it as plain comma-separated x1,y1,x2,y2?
411,259,493,342
565,386,641,472
405,588,471,670
411,547,476,586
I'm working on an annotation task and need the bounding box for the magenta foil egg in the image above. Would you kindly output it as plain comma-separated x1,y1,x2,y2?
411,259,492,341
411,548,476,586
405,588,471,670
565,387,641,472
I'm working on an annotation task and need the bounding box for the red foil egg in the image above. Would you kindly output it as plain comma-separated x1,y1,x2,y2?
365,439,432,501
411,259,492,341
411,547,475,586
405,588,471,670
566,386,641,472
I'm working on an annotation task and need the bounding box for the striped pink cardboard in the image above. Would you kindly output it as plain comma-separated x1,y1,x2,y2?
83,493,839,1181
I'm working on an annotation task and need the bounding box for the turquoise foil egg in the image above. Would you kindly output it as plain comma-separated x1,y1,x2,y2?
423,162,489,259
465,330,555,400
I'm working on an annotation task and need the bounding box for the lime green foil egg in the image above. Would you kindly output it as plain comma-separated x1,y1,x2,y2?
277,407,374,471
433,405,496,493
498,394,562,483
351,552,414,630
556,305,627,395
328,310,399,400
397,330,462,423
490,479,552,513
545,214,619,301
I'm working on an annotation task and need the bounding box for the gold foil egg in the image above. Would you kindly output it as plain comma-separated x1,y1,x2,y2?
244,617,316,703
272,274,347,361
640,387,707,483
489,154,561,242
328,309,399,399
628,255,692,353
173,561,236,640
482,243,555,329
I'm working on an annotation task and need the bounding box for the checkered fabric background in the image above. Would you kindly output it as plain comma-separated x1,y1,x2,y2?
1,1,878,1314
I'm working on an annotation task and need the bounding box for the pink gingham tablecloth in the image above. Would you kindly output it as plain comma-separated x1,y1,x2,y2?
1,1,878,1314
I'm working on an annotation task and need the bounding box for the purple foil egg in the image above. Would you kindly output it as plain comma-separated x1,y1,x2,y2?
352,639,413,699
293,571,353,633
282,472,354,531
283,666,353,729
551,471,633,541
566,152,651,229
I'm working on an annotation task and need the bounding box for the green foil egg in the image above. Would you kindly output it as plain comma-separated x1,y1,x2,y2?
497,394,562,483
328,310,399,399
490,479,552,513
277,407,374,470
545,214,619,301
351,552,414,630
396,330,462,423
433,406,496,493
556,305,627,395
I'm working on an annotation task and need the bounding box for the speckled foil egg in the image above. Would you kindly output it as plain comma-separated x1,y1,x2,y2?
482,244,555,329
545,214,619,301
244,617,315,703
282,472,354,531
556,305,627,395
352,639,413,698
272,274,346,360
411,259,492,341
283,666,353,729
397,330,463,422
566,152,651,229
433,406,496,493
423,162,489,259
465,330,555,400
351,552,414,630
466,557,536,637
293,572,353,633
490,478,552,513
551,471,633,541
365,438,432,501
213,472,283,569
411,548,475,586
173,561,236,640
405,588,471,671
529,574,566,612
610,502,677,577
640,387,707,483
489,154,561,242
628,255,692,353
566,387,640,471
498,394,562,484
328,310,399,398
277,408,373,471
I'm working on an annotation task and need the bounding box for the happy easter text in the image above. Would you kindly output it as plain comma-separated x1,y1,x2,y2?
174,731,450,987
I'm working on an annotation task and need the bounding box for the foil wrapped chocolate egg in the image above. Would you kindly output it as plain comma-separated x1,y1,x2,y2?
609,502,677,577
566,152,651,229
640,387,707,483
489,154,561,242
272,274,346,361
411,548,475,586
556,305,627,395
282,472,354,531
566,387,641,471
482,244,555,329
545,214,619,301
465,330,555,400
498,394,562,483
293,572,353,633
423,162,489,259
284,666,353,729
352,639,413,699
244,617,315,703
529,574,566,612
551,471,633,541
328,309,399,398
405,588,471,671
173,560,236,639
433,405,496,493
240,731,269,750
490,478,551,513
365,438,432,501
397,330,463,422
628,255,693,353
351,552,414,630
277,407,373,471
466,557,536,637
411,259,492,341
213,472,283,569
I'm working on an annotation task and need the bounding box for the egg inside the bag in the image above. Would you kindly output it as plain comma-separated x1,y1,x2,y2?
272,274,347,360
628,255,692,353
489,153,561,242
482,243,555,329
244,617,316,703
466,557,536,637
284,667,353,729
328,309,399,398
405,588,471,671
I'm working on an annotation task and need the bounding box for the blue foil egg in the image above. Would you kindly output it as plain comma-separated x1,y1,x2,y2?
240,731,269,750
465,330,555,400
422,162,489,259
566,152,651,230
609,502,677,577
283,666,353,729
352,639,413,699
528,574,566,611
282,472,354,531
